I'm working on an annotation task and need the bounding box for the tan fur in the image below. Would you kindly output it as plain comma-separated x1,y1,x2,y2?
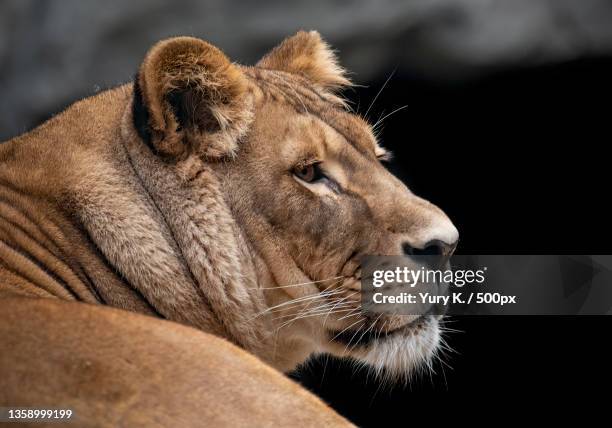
0,298,351,427
257,30,351,106
0,31,458,424
138,37,253,159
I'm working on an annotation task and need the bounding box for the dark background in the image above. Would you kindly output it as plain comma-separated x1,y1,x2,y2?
293,57,612,425
2,1,611,426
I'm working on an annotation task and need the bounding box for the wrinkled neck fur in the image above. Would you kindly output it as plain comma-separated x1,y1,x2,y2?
119,101,270,357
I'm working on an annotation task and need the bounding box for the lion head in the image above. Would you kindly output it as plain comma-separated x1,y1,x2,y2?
125,31,458,378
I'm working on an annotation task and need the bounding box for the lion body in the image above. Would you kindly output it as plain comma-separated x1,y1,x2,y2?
0,31,458,426
0,84,353,426
0,86,151,311
0,298,350,427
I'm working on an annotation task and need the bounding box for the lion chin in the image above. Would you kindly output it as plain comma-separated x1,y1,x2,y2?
361,317,441,381
325,316,441,382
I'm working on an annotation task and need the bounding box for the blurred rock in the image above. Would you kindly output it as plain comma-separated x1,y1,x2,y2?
1,0,611,140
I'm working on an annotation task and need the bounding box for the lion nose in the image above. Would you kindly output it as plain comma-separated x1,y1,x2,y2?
402,239,457,267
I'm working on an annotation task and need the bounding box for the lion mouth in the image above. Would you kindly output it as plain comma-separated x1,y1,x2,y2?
329,315,431,348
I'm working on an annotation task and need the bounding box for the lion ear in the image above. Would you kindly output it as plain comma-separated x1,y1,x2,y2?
256,31,351,90
133,37,253,160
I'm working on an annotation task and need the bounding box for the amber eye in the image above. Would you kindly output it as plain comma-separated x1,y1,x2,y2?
294,165,315,182
293,163,324,183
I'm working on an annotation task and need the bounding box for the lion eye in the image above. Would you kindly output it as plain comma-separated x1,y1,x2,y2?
293,163,324,183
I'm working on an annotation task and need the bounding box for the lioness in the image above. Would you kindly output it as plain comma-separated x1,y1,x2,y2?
0,31,458,426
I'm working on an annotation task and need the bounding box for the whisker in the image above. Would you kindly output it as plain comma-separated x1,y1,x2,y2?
439,326,464,334
372,104,409,130
274,308,358,331
376,319,388,342
348,313,382,354
250,288,346,319
343,320,369,354
364,68,396,121
295,299,356,316
296,280,346,312
336,310,362,324
272,306,356,322
273,299,355,331
250,275,345,290
323,291,360,328
330,317,366,343
337,306,363,321
272,298,356,321
273,290,357,326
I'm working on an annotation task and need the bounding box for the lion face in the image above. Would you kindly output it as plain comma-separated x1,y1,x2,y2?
131,32,458,378
215,68,458,376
